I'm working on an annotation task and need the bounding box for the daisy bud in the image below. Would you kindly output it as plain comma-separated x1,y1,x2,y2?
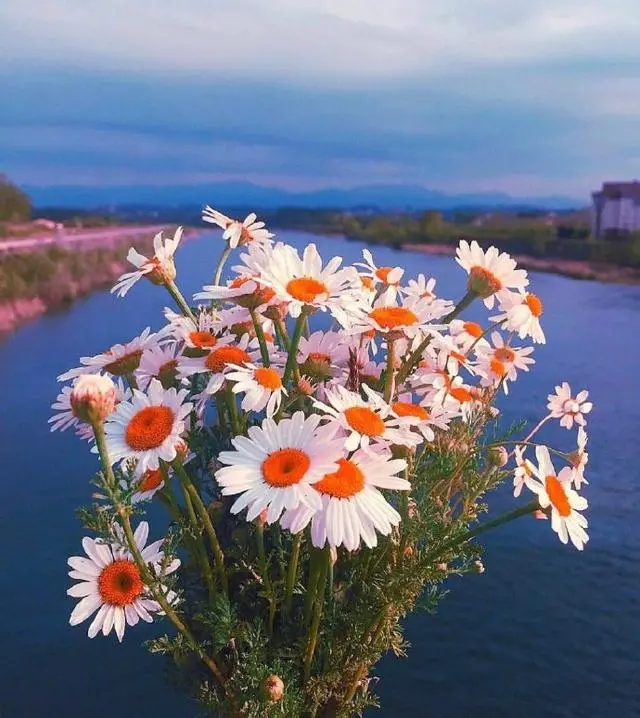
407,498,418,519
330,547,338,566
436,562,448,572
488,446,509,467
174,439,189,463
146,257,177,286
256,509,269,527
403,545,414,558
474,560,485,574
297,376,315,396
261,674,285,703
70,374,116,424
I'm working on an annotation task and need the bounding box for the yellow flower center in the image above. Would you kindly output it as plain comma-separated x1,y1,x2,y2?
125,406,175,451
545,475,571,517
261,448,311,487
343,406,385,437
205,346,251,373
286,277,328,303
98,560,144,607
254,367,282,390
369,307,418,330
315,458,365,498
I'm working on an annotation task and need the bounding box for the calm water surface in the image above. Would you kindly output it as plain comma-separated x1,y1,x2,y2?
2,231,639,717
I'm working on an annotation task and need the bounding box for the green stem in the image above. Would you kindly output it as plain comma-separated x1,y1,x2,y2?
383,337,395,403
284,533,302,615
165,279,197,324
303,548,322,626
303,548,330,683
213,244,233,287
250,308,271,367
91,422,229,692
256,522,276,637
283,312,306,386
224,383,241,435
174,461,229,595
273,315,291,352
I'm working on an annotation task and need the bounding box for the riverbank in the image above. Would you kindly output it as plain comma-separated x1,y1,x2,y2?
399,241,640,284
0,226,182,334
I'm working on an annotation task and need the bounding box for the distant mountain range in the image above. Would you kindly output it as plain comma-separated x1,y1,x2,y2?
25,181,583,211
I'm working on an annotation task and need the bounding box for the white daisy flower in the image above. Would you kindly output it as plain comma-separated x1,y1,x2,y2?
455,240,529,308
475,332,535,394
225,363,287,418
525,445,589,550
111,228,183,297
297,330,351,381
448,319,490,354
194,274,277,311
214,306,276,344
280,447,410,551
513,445,535,498
547,382,593,429
355,248,404,301
313,384,421,452
202,206,273,248
58,327,162,380
131,467,166,503
165,307,221,351
178,334,258,395
136,343,181,390
569,426,589,490
254,242,363,324
215,411,344,523
403,275,453,312
67,521,180,642
351,294,447,341
391,394,456,442
103,379,192,473
492,289,545,344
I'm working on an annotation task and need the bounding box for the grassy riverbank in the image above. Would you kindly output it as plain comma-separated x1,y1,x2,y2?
0,233,158,333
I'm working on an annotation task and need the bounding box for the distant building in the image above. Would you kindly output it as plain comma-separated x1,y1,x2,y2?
591,181,640,238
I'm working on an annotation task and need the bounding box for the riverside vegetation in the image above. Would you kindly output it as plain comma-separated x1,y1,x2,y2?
54,205,593,716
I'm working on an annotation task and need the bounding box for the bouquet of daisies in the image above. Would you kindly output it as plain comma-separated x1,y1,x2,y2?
55,207,592,716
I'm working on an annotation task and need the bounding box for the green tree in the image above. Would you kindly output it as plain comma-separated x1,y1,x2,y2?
0,174,32,221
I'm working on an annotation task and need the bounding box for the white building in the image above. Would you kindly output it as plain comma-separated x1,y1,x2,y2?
591,182,640,238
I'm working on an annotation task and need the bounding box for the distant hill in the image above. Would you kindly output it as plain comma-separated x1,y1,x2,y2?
24,181,582,212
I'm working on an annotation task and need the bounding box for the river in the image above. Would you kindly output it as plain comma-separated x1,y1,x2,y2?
1,231,639,717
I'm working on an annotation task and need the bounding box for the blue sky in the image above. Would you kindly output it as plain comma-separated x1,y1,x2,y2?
1,0,639,198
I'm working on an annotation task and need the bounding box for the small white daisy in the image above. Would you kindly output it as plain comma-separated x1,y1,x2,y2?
225,363,287,418
513,445,535,498
194,274,277,310
525,445,589,550
67,521,180,642
111,228,183,297
280,447,410,551
136,343,181,390
455,240,529,308
131,467,166,503
355,249,404,301
215,412,344,523
569,426,589,490
475,332,535,394
202,206,273,248
391,394,457,442
296,330,351,380
58,327,162,381
492,289,545,344
547,382,593,429
352,295,447,341
448,319,490,354
165,307,221,350
313,384,421,452
103,379,192,473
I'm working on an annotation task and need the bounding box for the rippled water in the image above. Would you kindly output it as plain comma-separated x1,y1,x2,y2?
2,231,639,717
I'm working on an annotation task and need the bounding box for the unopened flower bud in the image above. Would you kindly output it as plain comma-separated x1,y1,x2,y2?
297,376,315,396
256,509,269,527
262,674,285,703
330,547,338,565
474,560,485,574
407,498,418,519
468,267,500,299
403,545,414,558
489,446,509,467
436,562,448,572
174,439,189,463
70,374,116,424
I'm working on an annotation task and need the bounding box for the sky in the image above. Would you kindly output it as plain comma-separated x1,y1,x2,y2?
1,0,639,199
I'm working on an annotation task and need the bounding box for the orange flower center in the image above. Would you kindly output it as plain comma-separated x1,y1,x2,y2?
254,367,282,390
469,266,503,295
205,346,251,373
315,458,365,498
490,358,507,377
392,401,429,420
525,292,543,317
369,307,418,330
230,276,275,306
98,560,144,607
343,406,385,437
361,276,374,290
138,468,163,493
308,351,331,364
450,350,467,364
189,331,217,349
103,349,143,376
261,448,311,487
286,277,328,303
463,321,483,338
450,386,474,403
494,347,515,363
545,475,571,517
125,406,175,451
375,267,397,284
